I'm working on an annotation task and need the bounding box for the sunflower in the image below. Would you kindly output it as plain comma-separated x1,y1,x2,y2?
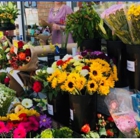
107,74,115,88
75,75,86,91
57,71,67,84
98,79,110,95
64,78,75,93
89,62,103,81
87,80,98,94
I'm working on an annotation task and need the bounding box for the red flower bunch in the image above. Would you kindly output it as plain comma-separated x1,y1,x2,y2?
81,124,91,134
32,81,43,93
7,41,31,69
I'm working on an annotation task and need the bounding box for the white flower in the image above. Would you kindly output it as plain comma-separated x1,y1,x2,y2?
21,98,33,108
47,67,54,74
80,69,89,77
6,53,10,60
23,44,29,50
73,55,83,61
62,54,72,61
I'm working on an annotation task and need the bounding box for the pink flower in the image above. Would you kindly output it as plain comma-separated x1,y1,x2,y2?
13,125,26,138
0,121,8,133
28,116,39,131
18,122,31,133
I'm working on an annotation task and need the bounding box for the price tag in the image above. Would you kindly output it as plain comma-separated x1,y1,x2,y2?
127,60,135,72
0,31,3,38
54,56,60,61
47,104,54,115
70,109,74,120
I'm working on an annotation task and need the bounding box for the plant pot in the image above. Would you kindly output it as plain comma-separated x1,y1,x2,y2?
47,92,70,126
106,40,128,87
0,22,15,30
69,93,97,133
80,39,101,51
126,44,140,91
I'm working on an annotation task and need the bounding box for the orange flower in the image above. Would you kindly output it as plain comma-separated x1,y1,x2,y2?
18,52,26,61
81,124,90,134
106,129,114,137
10,46,14,53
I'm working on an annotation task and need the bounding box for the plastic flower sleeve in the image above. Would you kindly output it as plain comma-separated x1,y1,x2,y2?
104,88,137,138
94,2,132,44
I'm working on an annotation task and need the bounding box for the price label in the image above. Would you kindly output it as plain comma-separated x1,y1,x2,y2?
127,60,135,72
70,109,74,120
47,104,54,115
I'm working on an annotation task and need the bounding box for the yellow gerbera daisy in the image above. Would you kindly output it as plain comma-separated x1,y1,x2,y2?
87,80,98,94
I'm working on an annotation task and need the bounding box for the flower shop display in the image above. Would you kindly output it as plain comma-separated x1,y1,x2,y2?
0,2,19,30
95,2,140,91
34,53,118,132
65,2,107,51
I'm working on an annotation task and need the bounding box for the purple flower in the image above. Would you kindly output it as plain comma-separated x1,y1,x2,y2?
39,114,52,129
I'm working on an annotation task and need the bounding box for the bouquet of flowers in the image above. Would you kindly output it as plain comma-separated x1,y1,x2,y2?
0,97,52,138
33,53,118,98
95,2,140,44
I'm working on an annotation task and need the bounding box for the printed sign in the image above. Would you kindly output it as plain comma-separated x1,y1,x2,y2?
127,60,135,72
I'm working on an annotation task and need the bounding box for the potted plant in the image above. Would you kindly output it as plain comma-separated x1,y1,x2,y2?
0,2,19,30
65,2,107,51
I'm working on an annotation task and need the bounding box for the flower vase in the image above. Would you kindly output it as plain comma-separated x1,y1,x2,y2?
69,93,97,133
106,40,128,87
126,44,140,91
47,92,70,126
80,39,101,51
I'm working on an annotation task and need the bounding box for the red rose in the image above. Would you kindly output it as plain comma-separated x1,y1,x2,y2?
25,49,31,56
81,124,90,134
32,81,42,93
56,59,64,66
4,77,10,85
107,116,114,122
18,41,24,48
106,129,114,137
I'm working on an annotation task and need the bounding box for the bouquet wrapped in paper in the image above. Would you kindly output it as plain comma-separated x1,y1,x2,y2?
7,40,77,71
95,2,140,45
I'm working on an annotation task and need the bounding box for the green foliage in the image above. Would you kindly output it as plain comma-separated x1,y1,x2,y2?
65,2,107,47
0,83,16,116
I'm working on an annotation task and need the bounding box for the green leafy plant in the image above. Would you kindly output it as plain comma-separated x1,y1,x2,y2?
65,2,107,47
0,2,19,24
